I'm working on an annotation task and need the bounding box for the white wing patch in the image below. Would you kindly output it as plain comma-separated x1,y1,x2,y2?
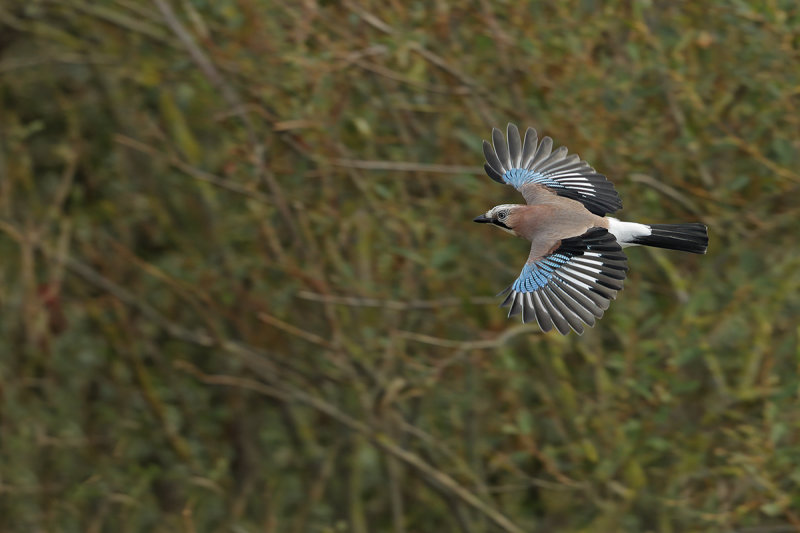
606,217,651,248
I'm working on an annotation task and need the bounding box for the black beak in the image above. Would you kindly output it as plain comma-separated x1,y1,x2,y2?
473,214,491,224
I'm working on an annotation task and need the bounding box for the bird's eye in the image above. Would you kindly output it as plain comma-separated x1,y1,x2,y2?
497,211,507,220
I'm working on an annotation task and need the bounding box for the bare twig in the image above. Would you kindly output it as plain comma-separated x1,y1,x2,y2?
0,219,289,379
67,0,172,43
660,73,715,188
114,134,271,202
386,452,407,533
328,158,483,175
395,328,539,350
341,0,395,35
115,312,196,464
257,312,333,349
340,1,495,126
628,173,703,216
0,54,116,73
1,218,523,531
296,291,495,310
719,129,800,184
178,363,526,533
152,0,241,115
152,0,298,243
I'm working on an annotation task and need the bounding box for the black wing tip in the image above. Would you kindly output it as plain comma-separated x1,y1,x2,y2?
555,188,623,216
491,127,505,147
497,286,602,335
568,226,623,250
552,227,629,314
483,151,508,188
484,163,505,184
484,124,623,214
497,284,513,299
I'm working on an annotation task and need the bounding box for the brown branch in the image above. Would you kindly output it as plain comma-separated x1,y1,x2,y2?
114,134,271,202
152,0,298,243
341,1,496,126
177,363,526,533
151,0,241,114
0,219,293,379
296,291,496,310
719,129,800,184
257,312,334,349
328,158,484,175
628,173,704,216
1,217,524,532
395,328,539,350
115,311,195,465
67,1,172,44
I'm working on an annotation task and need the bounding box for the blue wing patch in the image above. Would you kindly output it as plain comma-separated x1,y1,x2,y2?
482,124,622,216
512,253,570,292
502,168,563,191
499,228,628,335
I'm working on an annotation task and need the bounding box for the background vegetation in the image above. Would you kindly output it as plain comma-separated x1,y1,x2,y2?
1,1,799,532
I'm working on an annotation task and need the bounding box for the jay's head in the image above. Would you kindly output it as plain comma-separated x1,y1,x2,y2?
473,204,523,236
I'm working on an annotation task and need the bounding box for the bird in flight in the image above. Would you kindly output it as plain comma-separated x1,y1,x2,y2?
475,124,708,334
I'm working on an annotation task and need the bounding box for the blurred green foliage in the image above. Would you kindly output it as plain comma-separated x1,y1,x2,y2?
1,1,800,532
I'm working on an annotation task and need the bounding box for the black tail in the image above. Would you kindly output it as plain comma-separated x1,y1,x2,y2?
631,223,708,254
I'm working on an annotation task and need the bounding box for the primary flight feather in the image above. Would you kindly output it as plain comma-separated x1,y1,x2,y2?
474,124,708,335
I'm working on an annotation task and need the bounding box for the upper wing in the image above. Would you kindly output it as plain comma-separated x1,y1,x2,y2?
482,123,623,215
499,228,628,335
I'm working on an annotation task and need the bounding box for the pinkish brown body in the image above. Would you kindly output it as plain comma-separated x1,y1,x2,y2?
477,185,615,261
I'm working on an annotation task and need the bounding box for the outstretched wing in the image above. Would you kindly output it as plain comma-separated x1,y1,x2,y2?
499,228,628,335
483,124,622,216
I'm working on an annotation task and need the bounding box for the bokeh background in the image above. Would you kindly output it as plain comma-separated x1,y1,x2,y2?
2,1,799,532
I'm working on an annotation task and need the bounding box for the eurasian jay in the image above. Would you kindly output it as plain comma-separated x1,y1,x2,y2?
474,124,708,335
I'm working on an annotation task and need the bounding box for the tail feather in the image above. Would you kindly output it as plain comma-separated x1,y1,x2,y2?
632,223,708,254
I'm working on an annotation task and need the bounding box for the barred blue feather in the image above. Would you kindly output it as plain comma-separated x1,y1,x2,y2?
499,228,628,335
